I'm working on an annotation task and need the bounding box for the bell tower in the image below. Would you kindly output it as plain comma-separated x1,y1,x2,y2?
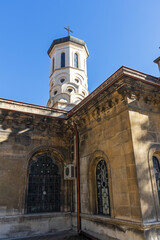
47,35,89,110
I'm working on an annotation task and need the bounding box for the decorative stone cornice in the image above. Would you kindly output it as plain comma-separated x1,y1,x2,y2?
68,66,159,118
0,66,159,127
0,98,68,119
0,109,71,137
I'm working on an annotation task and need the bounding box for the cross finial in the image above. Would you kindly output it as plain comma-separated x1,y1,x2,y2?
64,26,73,36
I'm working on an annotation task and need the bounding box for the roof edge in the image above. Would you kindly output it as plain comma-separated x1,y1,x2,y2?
67,66,160,117
47,36,89,56
154,56,160,64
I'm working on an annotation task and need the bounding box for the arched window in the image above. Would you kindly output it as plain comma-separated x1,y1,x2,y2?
60,78,65,83
74,53,78,68
27,154,61,214
153,156,160,202
68,88,73,93
75,79,79,84
52,58,54,73
96,160,110,216
61,53,65,68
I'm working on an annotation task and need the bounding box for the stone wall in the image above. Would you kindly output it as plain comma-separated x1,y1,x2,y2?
128,96,160,223
0,108,73,238
71,74,160,240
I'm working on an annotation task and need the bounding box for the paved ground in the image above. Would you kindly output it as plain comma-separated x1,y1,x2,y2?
11,231,89,240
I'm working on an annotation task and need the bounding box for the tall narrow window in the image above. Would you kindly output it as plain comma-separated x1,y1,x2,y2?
52,58,54,72
74,53,78,68
61,53,65,68
153,156,160,202
27,154,61,214
96,160,110,216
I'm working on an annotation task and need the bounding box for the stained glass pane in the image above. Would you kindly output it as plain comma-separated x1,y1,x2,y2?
96,160,110,216
153,156,160,202
27,154,61,214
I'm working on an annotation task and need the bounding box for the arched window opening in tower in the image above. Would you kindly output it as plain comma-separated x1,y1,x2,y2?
52,58,54,73
74,53,78,68
27,154,61,214
153,156,160,202
60,79,65,83
68,88,73,93
61,52,65,68
82,91,85,96
75,79,79,84
96,160,110,216
54,90,58,95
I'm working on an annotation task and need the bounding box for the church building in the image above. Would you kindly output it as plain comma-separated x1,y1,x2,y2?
0,34,160,240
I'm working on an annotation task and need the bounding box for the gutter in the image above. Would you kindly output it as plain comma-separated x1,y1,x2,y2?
74,123,100,240
74,123,81,232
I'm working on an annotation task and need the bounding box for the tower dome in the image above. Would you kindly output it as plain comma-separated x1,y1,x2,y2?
47,36,89,111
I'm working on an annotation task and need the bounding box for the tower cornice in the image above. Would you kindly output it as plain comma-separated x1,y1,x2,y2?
47,36,89,57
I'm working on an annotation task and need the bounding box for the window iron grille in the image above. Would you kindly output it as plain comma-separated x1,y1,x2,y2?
27,154,61,214
153,156,160,202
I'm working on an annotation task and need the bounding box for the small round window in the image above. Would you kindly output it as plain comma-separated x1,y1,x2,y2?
54,90,58,95
60,79,65,83
68,88,73,93
75,79,79,84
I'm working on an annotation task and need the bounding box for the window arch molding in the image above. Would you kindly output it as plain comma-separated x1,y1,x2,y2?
65,85,76,94
88,150,113,216
24,146,66,214
148,144,160,220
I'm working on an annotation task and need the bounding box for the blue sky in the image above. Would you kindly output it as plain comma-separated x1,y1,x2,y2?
0,0,159,106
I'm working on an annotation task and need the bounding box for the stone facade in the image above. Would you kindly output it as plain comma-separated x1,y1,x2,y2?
0,50,160,239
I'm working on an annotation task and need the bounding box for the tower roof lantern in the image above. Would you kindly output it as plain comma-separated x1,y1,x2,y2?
47,36,89,56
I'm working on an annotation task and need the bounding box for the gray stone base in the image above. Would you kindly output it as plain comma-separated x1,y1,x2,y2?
0,212,72,239
81,214,160,240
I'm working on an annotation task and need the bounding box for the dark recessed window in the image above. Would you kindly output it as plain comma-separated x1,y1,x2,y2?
60,79,65,83
74,53,78,68
52,58,54,73
61,53,65,68
54,90,58,95
68,88,73,93
75,79,79,84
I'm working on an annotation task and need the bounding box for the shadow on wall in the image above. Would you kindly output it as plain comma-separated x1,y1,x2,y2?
0,109,69,215
128,101,160,222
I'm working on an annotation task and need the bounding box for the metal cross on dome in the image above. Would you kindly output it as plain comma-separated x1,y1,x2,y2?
64,26,73,36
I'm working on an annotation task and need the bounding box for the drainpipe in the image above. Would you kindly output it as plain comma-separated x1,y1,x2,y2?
73,123,100,240
74,123,81,232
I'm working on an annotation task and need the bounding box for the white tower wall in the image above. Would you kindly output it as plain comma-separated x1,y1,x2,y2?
47,36,89,110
